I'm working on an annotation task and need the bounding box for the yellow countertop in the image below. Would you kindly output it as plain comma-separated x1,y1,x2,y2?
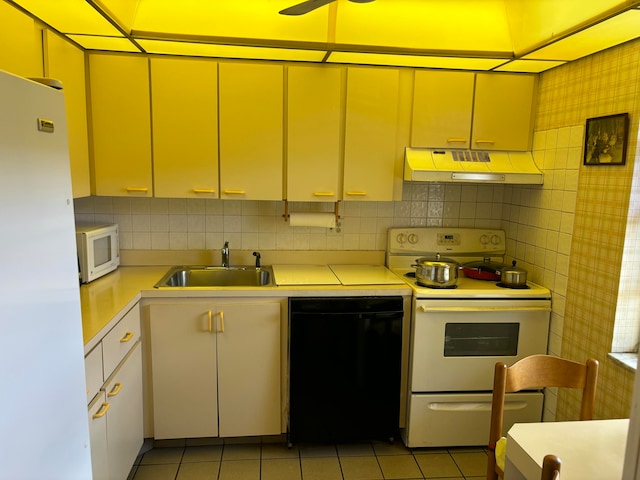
80,265,411,353
80,266,166,350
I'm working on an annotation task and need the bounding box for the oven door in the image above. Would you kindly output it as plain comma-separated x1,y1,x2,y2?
411,298,551,392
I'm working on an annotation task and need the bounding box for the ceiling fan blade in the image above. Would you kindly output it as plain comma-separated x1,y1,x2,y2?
279,0,336,16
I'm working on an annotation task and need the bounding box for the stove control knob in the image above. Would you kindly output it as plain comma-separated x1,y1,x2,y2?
396,233,407,244
480,234,489,245
408,234,418,244
491,234,501,246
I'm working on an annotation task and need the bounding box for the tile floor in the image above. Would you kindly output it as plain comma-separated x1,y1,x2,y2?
128,437,488,480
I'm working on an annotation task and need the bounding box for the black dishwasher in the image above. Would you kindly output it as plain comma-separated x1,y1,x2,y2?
288,296,404,444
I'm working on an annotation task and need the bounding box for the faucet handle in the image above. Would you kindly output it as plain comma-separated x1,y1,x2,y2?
253,251,261,269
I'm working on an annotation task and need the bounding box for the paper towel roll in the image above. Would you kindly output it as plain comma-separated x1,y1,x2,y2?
289,212,336,228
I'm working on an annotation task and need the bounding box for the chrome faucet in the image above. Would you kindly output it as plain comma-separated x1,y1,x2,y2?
221,241,230,267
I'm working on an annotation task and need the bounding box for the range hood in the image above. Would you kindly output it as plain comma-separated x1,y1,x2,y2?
404,148,544,185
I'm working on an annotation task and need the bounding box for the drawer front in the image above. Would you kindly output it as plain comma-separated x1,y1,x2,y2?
85,343,104,404
102,304,141,379
405,392,543,448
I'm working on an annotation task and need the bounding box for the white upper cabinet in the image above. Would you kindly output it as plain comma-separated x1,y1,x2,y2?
151,57,219,198
343,67,400,201
286,65,343,202
471,73,537,151
218,62,284,200
411,70,475,149
45,31,90,199
88,53,153,196
411,71,537,151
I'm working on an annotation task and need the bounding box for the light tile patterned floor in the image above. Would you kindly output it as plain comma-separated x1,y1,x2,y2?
128,438,488,480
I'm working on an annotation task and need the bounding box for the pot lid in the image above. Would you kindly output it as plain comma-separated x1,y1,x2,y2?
415,253,459,265
501,260,527,275
461,257,505,271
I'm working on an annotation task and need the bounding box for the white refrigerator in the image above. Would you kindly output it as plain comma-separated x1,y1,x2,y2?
0,70,92,478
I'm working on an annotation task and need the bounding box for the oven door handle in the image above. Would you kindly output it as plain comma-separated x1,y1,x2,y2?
429,400,530,412
417,305,551,313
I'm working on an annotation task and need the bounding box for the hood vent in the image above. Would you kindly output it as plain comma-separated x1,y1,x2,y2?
404,148,544,185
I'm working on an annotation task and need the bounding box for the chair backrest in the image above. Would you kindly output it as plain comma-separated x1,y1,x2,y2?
486,354,598,480
541,454,561,480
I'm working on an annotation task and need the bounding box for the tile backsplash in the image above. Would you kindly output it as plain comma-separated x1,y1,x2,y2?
73,182,505,254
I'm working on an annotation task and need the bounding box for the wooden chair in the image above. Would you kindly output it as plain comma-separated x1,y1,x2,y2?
541,454,561,480
486,354,598,480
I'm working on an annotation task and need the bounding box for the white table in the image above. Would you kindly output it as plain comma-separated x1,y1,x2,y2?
504,418,629,479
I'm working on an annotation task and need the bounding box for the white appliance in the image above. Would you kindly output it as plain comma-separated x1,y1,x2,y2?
76,223,120,283
404,148,544,184
387,227,551,447
0,70,92,477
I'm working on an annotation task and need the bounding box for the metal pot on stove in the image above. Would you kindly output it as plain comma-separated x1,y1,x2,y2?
412,253,460,288
499,260,528,288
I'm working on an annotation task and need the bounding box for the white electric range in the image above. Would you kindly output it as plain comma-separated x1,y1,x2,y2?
386,227,552,447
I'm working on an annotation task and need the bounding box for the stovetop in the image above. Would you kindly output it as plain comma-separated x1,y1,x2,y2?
386,227,551,299
390,267,550,299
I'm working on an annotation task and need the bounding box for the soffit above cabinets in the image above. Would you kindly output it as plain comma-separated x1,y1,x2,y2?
7,0,640,73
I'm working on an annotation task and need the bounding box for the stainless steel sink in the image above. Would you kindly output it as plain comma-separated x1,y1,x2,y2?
154,266,273,288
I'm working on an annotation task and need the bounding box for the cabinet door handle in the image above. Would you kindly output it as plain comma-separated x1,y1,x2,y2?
219,311,225,333
125,187,149,193
447,138,467,143
193,188,216,194
92,402,110,419
107,382,123,397
208,310,213,333
346,191,367,196
474,139,495,145
313,192,335,197
120,331,134,343
223,189,246,195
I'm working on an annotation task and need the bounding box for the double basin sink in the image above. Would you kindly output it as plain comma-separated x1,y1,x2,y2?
155,265,273,288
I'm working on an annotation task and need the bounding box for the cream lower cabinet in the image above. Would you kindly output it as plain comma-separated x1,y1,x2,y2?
149,300,282,439
88,392,108,480
85,304,143,480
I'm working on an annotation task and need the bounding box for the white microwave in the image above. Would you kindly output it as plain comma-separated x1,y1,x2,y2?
76,224,120,283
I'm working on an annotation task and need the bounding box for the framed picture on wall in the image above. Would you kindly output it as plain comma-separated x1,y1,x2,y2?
584,113,629,165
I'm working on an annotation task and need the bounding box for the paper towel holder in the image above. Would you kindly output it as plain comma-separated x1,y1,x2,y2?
282,200,340,223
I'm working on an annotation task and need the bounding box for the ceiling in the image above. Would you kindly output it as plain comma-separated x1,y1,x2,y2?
8,0,640,72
